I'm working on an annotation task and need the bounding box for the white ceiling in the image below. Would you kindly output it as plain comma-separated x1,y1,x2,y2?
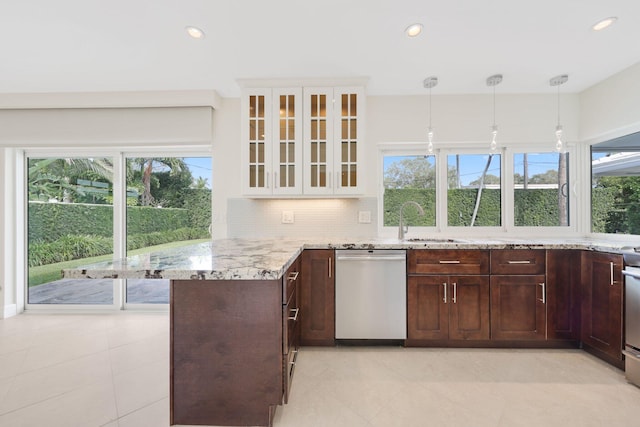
2,0,640,98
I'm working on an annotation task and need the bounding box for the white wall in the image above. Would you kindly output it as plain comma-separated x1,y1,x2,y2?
579,62,640,143
210,98,240,239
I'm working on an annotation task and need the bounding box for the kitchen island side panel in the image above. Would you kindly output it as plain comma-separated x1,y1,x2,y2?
170,279,282,427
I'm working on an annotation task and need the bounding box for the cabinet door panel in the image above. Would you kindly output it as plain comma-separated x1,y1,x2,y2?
581,252,623,361
546,250,580,340
407,276,449,340
300,250,335,345
449,275,490,340
491,275,546,340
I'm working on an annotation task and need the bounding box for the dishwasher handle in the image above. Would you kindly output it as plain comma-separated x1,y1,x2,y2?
623,269,640,280
336,255,406,262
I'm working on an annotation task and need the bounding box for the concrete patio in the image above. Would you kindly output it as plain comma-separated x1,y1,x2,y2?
28,278,169,305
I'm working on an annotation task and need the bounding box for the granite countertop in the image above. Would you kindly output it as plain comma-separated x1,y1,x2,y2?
62,237,636,281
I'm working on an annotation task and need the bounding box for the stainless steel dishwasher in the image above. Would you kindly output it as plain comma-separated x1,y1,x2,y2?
335,249,407,340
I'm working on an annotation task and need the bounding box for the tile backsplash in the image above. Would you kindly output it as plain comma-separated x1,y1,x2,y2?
226,197,377,238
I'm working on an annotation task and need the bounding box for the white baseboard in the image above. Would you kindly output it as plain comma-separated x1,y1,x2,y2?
2,304,17,318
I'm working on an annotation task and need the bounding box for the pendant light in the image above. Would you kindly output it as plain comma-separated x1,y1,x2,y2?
424,76,438,154
486,74,502,152
550,74,568,152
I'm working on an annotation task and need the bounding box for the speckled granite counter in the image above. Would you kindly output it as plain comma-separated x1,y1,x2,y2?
62,237,634,280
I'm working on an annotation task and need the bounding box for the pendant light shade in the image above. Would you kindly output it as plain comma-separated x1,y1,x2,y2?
550,74,568,152
424,76,438,154
487,74,502,152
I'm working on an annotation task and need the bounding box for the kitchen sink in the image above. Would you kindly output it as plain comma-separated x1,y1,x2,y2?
403,238,464,243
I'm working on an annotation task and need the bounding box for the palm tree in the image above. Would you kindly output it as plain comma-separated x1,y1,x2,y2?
128,158,187,206
28,158,113,202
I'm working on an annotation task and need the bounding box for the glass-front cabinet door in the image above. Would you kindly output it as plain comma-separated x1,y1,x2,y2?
272,88,302,195
303,86,363,195
242,88,302,195
242,88,272,196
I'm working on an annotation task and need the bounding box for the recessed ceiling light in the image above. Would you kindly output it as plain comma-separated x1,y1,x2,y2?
592,17,617,31
186,26,205,39
405,23,423,38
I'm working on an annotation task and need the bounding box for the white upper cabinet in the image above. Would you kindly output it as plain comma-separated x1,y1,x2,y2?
241,87,302,196
242,84,364,197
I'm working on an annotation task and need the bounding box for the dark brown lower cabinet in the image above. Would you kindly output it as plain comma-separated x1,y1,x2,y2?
407,275,490,341
490,275,546,340
581,251,624,367
170,279,282,427
300,249,335,346
546,250,581,341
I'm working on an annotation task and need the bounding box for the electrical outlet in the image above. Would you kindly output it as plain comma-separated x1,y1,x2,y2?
281,210,295,224
358,211,371,224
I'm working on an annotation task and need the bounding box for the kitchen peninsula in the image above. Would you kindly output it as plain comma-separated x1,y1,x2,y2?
63,237,631,427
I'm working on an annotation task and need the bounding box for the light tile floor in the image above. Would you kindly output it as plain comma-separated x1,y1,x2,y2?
1,312,640,427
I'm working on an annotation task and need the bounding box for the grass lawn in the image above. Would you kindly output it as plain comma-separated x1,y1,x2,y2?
28,238,209,287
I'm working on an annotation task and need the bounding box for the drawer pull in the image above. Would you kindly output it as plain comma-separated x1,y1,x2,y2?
507,260,531,264
290,349,299,366
288,271,299,281
439,260,460,264
288,308,300,321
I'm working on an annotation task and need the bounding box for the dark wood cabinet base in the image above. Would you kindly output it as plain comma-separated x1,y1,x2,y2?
170,279,282,427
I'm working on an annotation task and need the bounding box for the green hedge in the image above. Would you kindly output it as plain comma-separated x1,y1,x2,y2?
514,189,563,226
384,189,436,226
385,188,570,227
28,202,196,242
28,227,209,267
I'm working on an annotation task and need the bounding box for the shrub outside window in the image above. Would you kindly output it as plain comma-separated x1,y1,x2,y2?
513,152,569,227
447,153,501,227
383,155,436,227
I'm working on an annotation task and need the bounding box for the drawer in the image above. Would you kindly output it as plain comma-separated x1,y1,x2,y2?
408,250,489,275
491,250,545,275
282,286,300,355
282,343,299,404
283,257,301,302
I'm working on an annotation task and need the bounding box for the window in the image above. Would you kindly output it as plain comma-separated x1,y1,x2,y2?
591,148,640,234
382,155,436,227
447,153,501,227
513,152,569,227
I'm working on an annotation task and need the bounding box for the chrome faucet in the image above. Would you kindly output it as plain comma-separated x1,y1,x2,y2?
398,201,425,240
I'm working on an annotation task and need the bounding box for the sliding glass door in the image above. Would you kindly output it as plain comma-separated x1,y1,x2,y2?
124,156,212,305
27,156,116,305
25,152,212,309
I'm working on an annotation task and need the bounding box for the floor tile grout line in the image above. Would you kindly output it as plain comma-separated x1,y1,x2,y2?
114,395,167,423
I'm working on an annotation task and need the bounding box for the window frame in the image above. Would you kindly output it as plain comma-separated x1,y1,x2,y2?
22,147,212,312
378,142,578,239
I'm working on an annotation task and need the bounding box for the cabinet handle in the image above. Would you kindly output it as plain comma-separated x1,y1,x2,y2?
274,172,278,189
507,260,531,264
610,262,614,285
336,171,340,188
328,257,332,278
539,282,546,304
288,308,300,321
288,271,299,281
443,282,447,303
452,282,457,303
439,260,460,264
290,349,299,366
266,172,270,188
